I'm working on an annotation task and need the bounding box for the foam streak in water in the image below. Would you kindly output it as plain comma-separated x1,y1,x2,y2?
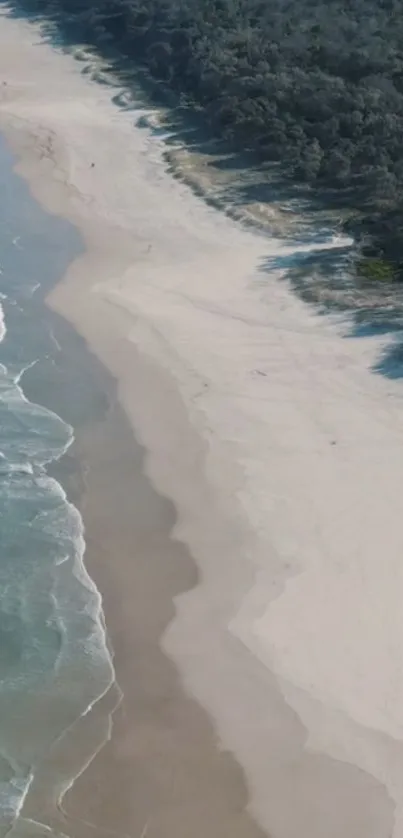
0,299,115,835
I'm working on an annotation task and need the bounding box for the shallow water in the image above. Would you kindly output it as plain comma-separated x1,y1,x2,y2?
0,136,114,836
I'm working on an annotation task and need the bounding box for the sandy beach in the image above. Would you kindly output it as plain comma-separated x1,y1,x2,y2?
1,9,403,837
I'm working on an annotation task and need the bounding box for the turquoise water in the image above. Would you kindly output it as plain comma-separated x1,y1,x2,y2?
0,137,114,835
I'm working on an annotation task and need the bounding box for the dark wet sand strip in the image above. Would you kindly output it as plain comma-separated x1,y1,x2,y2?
0,15,397,836
21,314,267,838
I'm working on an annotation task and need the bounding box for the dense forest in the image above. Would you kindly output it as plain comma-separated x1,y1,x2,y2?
7,0,403,277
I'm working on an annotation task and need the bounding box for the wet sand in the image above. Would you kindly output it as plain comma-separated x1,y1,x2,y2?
65,391,268,838
0,9,402,838
22,316,267,838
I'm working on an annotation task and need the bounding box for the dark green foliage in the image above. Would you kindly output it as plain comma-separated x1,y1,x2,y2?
356,257,396,283
8,0,403,272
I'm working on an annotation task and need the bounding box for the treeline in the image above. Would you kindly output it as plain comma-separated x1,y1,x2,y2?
9,0,403,277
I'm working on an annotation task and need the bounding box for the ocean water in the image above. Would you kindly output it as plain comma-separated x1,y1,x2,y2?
0,136,114,835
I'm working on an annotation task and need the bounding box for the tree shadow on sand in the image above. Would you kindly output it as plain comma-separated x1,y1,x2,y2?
260,242,403,379
3,0,403,380
0,0,338,232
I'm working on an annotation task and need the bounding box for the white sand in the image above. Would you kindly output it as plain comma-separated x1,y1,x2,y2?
1,11,403,836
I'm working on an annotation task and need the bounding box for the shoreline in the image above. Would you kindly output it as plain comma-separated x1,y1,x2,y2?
0,132,120,838
0,12,272,838
57,369,268,838
1,10,403,838
20,298,264,838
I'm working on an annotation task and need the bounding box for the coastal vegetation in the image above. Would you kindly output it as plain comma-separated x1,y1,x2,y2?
7,0,403,278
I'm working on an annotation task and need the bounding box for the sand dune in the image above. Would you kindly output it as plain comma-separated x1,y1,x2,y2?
1,11,403,836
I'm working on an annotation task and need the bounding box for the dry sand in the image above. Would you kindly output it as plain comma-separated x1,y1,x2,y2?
1,10,403,837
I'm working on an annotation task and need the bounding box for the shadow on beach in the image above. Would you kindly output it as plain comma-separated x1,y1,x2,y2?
2,0,403,378
261,241,403,379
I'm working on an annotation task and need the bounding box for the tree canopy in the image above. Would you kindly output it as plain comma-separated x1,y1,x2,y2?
10,0,403,275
